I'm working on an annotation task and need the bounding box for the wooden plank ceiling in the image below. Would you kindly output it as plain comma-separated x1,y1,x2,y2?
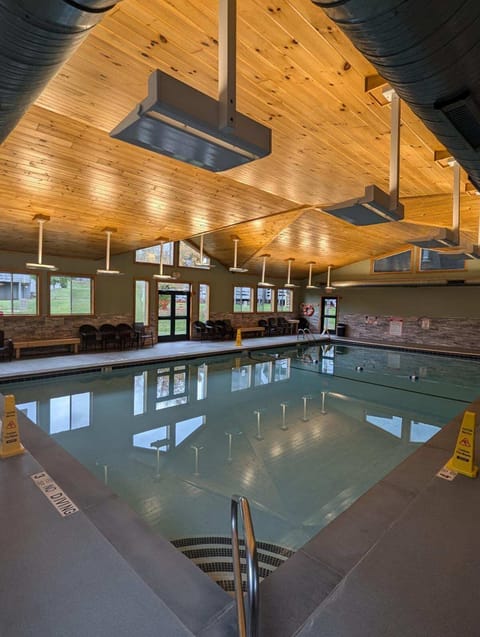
1,0,479,279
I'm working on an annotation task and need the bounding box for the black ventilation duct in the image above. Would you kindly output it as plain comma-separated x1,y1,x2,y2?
312,0,480,189
0,0,121,144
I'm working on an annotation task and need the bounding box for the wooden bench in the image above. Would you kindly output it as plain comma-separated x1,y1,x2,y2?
14,337,81,360
235,326,265,343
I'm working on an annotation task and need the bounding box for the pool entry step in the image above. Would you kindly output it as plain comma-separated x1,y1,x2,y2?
172,536,294,593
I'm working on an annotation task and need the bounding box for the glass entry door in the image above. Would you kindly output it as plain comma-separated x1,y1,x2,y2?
158,289,191,341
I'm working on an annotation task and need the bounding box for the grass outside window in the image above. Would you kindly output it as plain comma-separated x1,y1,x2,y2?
50,276,93,315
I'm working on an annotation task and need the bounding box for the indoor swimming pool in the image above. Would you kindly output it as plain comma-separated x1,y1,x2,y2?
3,344,479,554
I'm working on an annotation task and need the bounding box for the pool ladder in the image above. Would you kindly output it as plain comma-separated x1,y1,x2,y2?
231,495,260,637
297,327,315,342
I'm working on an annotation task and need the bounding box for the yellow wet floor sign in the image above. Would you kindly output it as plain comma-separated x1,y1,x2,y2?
445,411,478,478
0,394,25,459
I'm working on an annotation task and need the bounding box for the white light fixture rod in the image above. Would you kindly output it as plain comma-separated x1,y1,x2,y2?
105,230,112,271
199,234,205,264
307,261,315,287
389,89,400,210
326,265,332,288
37,218,45,265
232,237,239,268
261,255,266,282
159,241,164,276
452,160,460,242
218,0,236,132
285,258,294,285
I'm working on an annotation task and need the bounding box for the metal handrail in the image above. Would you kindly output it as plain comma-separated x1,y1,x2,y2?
231,495,260,637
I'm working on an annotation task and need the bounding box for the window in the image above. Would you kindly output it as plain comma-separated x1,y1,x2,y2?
133,371,148,416
231,364,252,391
179,240,210,268
135,280,149,325
0,272,38,315
322,297,337,333
199,284,210,323
277,288,293,312
49,392,91,434
135,242,174,265
257,287,273,312
50,276,92,315
155,364,189,410
419,249,466,271
373,250,412,273
233,286,253,312
255,361,272,386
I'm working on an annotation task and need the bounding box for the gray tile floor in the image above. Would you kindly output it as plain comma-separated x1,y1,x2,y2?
1,335,480,636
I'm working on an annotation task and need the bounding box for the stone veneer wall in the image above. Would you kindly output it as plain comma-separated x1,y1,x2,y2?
210,311,297,328
0,314,132,341
340,313,480,350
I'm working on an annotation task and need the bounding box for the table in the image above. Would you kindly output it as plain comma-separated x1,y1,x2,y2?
287,319,300,334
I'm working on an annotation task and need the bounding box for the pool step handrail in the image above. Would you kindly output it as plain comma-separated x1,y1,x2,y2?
231,494,260,637
298,327,315,342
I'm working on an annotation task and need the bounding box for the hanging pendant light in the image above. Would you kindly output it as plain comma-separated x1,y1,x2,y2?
153,239,179,281
194,234,214,268
306,261,319,289
26,215,58,271
229,236,248,273
96,228,123,275
284,258,298,288
325,264,335,293
258,254,275,287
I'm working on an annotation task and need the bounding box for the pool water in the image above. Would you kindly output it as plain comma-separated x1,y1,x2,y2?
3,344,478,551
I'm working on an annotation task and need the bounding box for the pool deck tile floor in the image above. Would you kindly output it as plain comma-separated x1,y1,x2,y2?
1,335,480,636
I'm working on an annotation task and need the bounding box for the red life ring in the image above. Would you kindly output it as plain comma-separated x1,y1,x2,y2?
302,304,314,317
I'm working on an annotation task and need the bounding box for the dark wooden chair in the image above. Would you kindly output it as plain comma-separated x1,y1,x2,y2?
0,330,13,361
79,324,99,351
133,322,155,347
193,320,207,340
116,323,135,349
267,317,280,335
218,319,235,339
205,320,222,340
99,323,117,350
277,316,289,335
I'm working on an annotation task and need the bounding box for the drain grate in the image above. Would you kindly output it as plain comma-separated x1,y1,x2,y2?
172,536,295,593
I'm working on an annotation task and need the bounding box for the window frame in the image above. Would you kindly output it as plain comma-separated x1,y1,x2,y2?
256,286,274,313
416,248,468,273
135,242,175,266
134,279,150,326
198,282,210,323
233,286,254,313
49,274,94,316
178,240,211,269
0,271,39,316
276,288,293,313
371,249,413,274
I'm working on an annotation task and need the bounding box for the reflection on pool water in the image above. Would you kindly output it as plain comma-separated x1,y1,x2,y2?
3,344,479,551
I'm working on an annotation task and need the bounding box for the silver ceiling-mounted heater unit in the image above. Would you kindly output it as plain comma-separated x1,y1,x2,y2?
411,160,461,250
110,0,271,172
321,88,404,225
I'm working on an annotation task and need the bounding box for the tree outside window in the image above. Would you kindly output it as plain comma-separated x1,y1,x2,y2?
135,242,174,265
199,283,210,322
135,280,149,325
